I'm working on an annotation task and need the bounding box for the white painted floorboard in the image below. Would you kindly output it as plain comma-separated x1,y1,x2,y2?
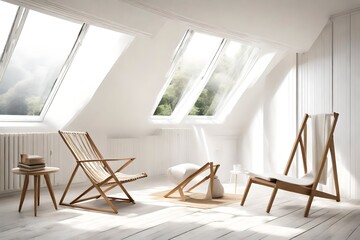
0,175,359,240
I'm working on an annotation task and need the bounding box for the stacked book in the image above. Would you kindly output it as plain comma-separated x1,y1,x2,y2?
18,154,45,171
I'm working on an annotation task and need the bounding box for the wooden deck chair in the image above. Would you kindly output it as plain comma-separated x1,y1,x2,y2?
58,131,147,214
240,112,340,217
164,162,220,200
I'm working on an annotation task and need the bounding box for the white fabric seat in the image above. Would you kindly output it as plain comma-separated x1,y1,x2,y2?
249,172,314,186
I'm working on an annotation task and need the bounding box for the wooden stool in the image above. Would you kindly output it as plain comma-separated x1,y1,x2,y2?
12,167,59,216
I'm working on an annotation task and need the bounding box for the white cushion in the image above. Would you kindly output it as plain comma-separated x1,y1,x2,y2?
210,177,224,198
167,163,200,184
249,171,314,186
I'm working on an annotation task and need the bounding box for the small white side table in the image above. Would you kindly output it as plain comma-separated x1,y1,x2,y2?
230,169,248,193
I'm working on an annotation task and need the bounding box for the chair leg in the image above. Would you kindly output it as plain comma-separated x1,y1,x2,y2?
240,178,253,206
116,182,135,203
330,140,341,202
304,194,315,217
266,187,278,213
187,176,209,192
44,174,58,210
19,175,29,212
59,164,79,205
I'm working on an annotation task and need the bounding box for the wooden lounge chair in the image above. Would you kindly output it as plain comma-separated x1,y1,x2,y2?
164,162,220,200
241,112,340,217
58,131,147,214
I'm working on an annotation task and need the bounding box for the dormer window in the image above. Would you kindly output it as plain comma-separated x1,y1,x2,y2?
0,2,83,121
152,30,273,124
0,1,133,124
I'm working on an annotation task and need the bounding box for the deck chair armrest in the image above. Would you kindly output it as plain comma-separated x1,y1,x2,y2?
102,157,135,162
80,157,135,163
79,159,106,163
112,158,136,172
80,158,135,173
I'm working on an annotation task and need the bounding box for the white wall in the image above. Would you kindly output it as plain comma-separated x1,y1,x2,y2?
297,22,333,115
67,19,188,137
238,54,297,176
297,9,360,199
332,10,360,199
106,128,238,183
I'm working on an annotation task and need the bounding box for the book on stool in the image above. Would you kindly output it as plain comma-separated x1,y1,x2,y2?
18,154,45,171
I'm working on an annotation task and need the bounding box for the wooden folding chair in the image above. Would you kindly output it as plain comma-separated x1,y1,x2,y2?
240,112,340,217
164,162,220,200
58,131,147,214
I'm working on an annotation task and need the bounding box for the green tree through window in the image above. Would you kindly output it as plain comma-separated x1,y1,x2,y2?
154,30,259,119
153,31,222,116
190,42,258,116
0,3,82,116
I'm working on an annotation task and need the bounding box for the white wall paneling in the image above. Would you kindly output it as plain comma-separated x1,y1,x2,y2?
108,137,159,177
297,9,360,199
107,128,239,182
350,11,360,199
333,14,352,199
297,21,333,115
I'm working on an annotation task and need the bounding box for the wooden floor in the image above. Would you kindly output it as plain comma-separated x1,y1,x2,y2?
0,175,359,240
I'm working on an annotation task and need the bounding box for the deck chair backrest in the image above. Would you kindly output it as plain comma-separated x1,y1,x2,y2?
59,131,109,183
285,112,338,186
309,113,333,185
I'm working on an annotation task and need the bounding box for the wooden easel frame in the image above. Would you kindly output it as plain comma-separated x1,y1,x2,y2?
164,162,220,200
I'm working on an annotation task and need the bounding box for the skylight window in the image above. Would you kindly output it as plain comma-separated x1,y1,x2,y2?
0,9,82,117
153,31,223,116
0,1,134,123
0,2,83,121
152,30,271,124
189,41,258,116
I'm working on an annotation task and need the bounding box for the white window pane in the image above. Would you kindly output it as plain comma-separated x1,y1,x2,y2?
0,10,81,116
46,25,134,126
190,41,259,116
154,31,222,116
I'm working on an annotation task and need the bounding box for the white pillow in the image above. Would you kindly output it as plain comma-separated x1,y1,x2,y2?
167,163,200,184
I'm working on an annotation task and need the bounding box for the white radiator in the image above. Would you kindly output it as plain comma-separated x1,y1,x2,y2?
0,132,80,193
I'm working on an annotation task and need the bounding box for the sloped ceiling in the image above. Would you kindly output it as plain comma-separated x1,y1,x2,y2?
126,0,360,52
14,0,360,51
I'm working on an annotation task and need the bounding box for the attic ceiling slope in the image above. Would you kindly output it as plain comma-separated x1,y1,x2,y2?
6,0,166,37
126,0,360,52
